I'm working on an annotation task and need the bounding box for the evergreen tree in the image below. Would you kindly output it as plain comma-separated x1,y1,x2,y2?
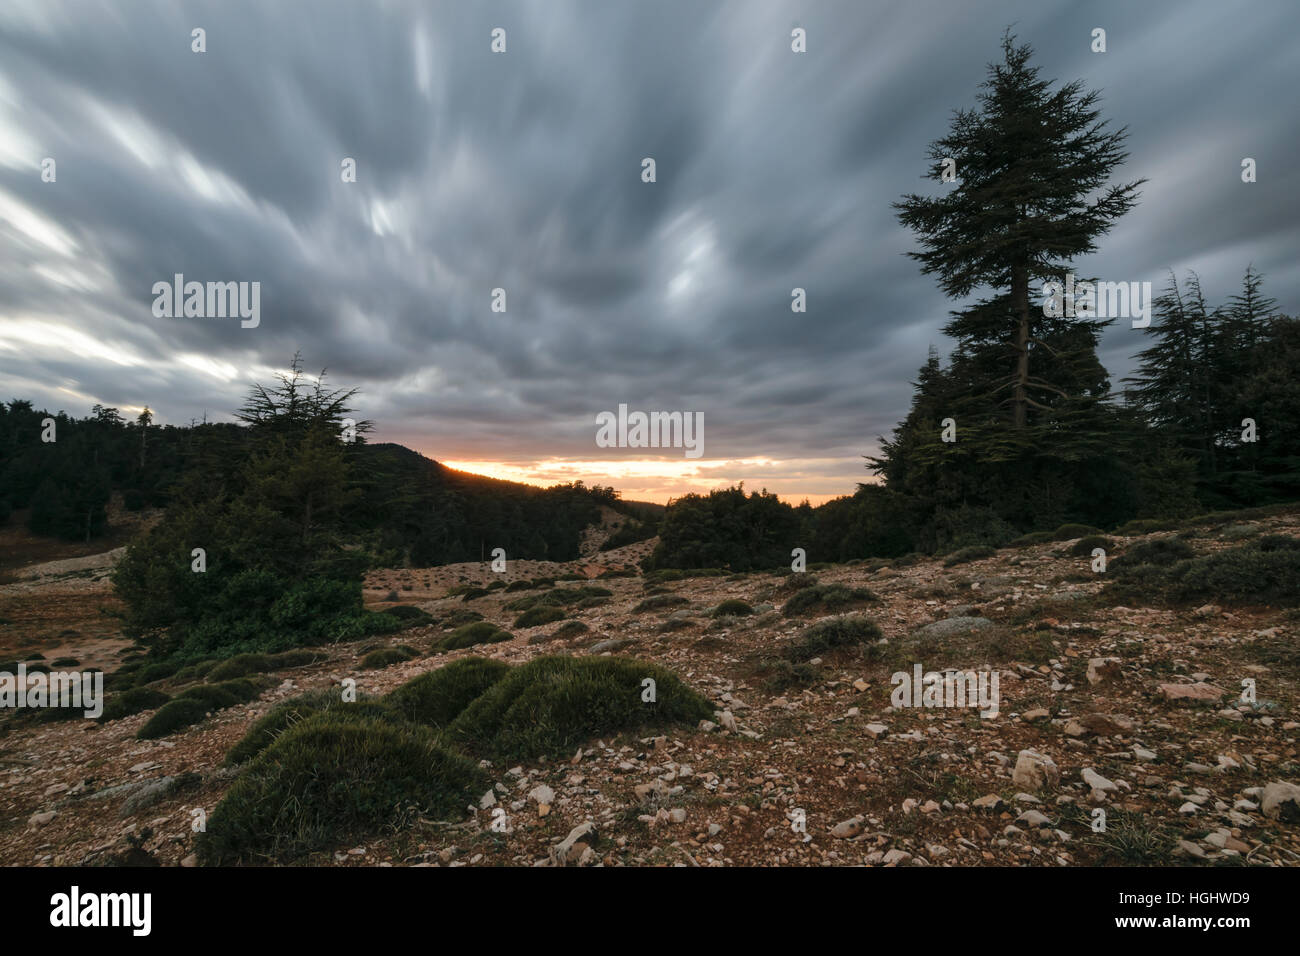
893,31,1144,431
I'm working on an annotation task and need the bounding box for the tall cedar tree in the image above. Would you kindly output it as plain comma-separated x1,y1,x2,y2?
894,32,1144,431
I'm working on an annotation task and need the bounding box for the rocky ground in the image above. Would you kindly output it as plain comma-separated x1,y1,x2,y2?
2,512,1298,867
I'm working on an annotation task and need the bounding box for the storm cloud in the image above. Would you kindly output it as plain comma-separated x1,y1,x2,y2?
1,0,1296,501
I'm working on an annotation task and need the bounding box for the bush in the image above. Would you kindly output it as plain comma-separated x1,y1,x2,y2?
197,715,489,864
1069,535,1114,557
98,687,171,722
1052,523,1103,541
633,594,689,613
224,691,390,765
440,609,484,628
644,487,801,572
781,584,878,616
385,605,435,624
384,657,512,729
513,605,567,628
137,698,213,739
436,621,512,651
207,650,321,682
360,646,417,669
712,599,754,617
782,615,882,663
943,545,997,567
1009,531,1055,548
448,656,714,762
177,678,261,710
1111,538,1196,573
1164,538,1300,606
1113,517,1178,536
761,659,821,692
552,620,589,639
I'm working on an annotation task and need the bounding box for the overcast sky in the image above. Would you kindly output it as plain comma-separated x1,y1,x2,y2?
1,0,1296,503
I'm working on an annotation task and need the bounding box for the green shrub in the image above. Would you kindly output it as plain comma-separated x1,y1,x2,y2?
1113,517,1178,536
173,678,261,712
1112,538,1195,573
207,650,321,682
360,646,417,669
1052,523,1103,541
597,568,637,579
1164,538,1300,606
98,687,171,722
197,715,489,864
459,587,489,602
437,621,512,651
225,692,391,766
384,657,511,729
762,659,821,692
552,620,589,639
440,609,483,628
172,660,218,682
943,545,996,567
132,659,184,685
782,615,882,663
1009,531,1055,548
504,580,536,592
385,605,435,624
448,656,713,762
777,573,817,593
137,698,213,739
781,584,878,616
712,599,753,617
633,594,689,613
645,569,684,583
1069,535,1114,557
513,605,567,628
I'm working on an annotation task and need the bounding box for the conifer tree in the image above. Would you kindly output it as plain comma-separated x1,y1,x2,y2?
894,31,1144,431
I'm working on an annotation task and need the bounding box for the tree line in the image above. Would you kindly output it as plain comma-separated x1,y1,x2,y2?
645,32,1297,570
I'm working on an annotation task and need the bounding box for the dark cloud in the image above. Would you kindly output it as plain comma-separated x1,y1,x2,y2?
1,0,1296,500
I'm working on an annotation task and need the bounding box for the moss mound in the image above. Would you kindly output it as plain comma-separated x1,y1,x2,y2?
712,599,753,617
384,657,512,729
781,584,878,616
448,656,713,762
224,691,390,766
783,614,882,662
98,687,171,723
513,605,567,628
1069,535,1114,557
1111,537,1196,573
197,715,489,864
943,545,997,566
137,679,261,739
207,650,321,682
436,620,512,652
137,699,212,739
360,646,417,669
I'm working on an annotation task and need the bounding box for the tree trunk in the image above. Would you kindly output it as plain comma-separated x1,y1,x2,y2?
1011,265,1031,428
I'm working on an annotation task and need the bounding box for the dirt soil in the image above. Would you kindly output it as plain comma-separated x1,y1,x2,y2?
2,513,1297,867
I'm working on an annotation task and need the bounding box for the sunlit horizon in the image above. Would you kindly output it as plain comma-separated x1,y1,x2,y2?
436,455,867,507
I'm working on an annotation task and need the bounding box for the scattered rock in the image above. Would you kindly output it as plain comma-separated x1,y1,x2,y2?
1012,749,1060,791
